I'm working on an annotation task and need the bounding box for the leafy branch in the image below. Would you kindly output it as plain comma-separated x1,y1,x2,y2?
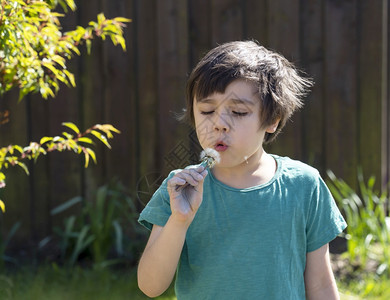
0,122,120,212
0,0,131,100
0,1,129,213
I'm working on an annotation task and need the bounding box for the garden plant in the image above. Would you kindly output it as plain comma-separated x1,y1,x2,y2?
327,169,390,298
0,0,130,210
0,0,132,287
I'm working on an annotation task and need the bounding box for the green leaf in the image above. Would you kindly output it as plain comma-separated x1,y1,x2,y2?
40,136,53,145
77,137,93,144
3,222,21,249
51,55,66,68
103,124,121,134
84,150,90,168
70,225,95,265
63,70,76,87
113,220,123,255
51,196,83,215
113,17,132,23
53,136,65,142
0,200,5,213
97,13,106,24
17,161,29,175
42,61,59,76
86,148,97,164
90,130,111,149
62,122,80,134
62,131,74,140
65,0,77,11
86,39,92,55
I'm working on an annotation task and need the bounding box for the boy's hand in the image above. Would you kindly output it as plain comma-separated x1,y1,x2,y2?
167,165,208,226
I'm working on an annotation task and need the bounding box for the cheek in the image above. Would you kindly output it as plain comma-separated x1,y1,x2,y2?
234,122,265,144
194,115,213,144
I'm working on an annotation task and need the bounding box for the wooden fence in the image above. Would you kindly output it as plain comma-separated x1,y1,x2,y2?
0,0,389,247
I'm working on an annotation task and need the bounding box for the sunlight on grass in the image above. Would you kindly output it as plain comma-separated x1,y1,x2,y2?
340,292,361,300
4,266,176,300
4,264,390,299
337,274,390,300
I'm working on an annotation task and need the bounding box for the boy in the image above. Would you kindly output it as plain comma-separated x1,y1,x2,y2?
137,40,346,299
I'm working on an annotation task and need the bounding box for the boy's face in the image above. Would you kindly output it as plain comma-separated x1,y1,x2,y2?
193,79,279,169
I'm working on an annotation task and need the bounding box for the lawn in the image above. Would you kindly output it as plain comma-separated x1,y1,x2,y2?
1,266,176,300
337,267,390,300
1,263,389,299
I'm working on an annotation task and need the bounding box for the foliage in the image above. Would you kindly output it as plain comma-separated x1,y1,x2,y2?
0,221,20,268
0,0,130,211
327,169,390,277
0,0,131,100
50,180,139,268
0,274,13,299
337,271,390,299
0,123,120,211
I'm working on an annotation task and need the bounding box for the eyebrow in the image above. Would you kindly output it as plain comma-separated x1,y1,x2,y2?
197,97,255,106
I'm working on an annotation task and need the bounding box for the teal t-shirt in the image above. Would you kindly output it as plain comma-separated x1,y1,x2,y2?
138,155,347,299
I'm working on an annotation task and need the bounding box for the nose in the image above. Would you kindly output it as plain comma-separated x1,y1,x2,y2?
213,112,230,132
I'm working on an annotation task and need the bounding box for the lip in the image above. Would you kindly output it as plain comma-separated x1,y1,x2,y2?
214,141,228,152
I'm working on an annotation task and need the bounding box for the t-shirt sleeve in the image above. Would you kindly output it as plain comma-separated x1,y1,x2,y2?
306,174,347,252
138,175,173,231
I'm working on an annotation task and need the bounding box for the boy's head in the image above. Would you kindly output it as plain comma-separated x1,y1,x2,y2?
182,40,313,144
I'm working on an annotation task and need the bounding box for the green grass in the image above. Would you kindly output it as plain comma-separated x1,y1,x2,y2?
337,273,390,300
1,266,176,300
2,264,389,299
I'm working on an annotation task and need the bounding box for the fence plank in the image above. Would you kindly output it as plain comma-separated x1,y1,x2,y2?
188,0,212,68
156,0,190,174
78,1,106,200
384,1,390,188
134,0,160,185
300,0,325,172
242,0,269,44
211,0,244,44
324,0,358,187
265,0,302,160
358,0,383,183
26,96,51,242
45,85,83,229
0,92,31,243
101,0,137,189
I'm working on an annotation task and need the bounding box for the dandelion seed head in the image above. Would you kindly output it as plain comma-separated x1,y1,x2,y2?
200,148,220,168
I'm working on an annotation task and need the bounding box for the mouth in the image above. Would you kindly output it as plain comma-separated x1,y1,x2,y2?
214,141,228,152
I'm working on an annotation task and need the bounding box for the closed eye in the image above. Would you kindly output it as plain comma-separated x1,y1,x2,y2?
200,111,214,115
232,111,248,117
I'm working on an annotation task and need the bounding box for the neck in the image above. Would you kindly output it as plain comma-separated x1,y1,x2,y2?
212,149,277,189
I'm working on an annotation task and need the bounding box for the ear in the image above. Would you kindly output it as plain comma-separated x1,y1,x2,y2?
266,118,280,133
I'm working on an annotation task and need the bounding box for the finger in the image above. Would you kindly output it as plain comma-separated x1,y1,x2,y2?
168,176,186,188
186,164,205,173
178,169,204,186
168,172,200,193
177,173,200,187
199,169,208,178
191,170,208,193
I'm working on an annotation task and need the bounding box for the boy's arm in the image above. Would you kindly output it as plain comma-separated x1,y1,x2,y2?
304,243,340,300
137,219,188,298
137,166,208,298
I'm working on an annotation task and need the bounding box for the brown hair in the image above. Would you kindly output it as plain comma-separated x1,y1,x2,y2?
182,40,313,144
